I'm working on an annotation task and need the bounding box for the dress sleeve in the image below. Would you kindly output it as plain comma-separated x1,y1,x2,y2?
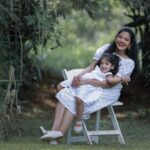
116,59,135,77
93,44,110,61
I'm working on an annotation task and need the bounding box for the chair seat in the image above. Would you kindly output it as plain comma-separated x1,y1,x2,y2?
111,101,123,106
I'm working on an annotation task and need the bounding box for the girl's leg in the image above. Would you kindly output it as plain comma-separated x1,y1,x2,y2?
74,97,84,133
51,102,66,131
76,97,84,122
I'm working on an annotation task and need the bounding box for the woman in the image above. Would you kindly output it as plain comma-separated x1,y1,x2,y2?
40,27,138,142
56,53,120,134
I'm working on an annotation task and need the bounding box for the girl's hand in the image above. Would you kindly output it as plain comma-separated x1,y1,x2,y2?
71,75,81,87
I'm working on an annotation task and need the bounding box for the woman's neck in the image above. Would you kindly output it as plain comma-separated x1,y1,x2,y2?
115,49,128,58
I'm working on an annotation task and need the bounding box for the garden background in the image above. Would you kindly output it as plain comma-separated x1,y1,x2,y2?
0,0,150,150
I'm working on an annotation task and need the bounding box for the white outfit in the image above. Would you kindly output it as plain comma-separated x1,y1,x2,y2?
56,44,135,115
60,66,112,104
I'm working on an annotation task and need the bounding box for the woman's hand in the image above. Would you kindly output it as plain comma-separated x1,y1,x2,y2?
71,60,97,87
121,76,131,85
71,75,81,87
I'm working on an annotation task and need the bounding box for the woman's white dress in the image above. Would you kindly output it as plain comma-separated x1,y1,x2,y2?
56,44,135,115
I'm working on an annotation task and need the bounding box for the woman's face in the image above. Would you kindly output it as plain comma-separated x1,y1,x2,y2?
115,31,131,52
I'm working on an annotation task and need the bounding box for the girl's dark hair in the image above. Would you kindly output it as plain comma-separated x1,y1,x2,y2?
96,53,120,75
105,27,138,62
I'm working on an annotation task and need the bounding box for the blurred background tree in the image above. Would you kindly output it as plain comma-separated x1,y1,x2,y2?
35,0,130,80
120,0,150,83
0,0,114,82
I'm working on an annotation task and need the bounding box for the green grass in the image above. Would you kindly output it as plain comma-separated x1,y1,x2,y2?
0,111,150,150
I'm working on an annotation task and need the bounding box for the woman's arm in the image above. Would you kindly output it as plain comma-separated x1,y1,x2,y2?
71,60,97,87
78,60,97,76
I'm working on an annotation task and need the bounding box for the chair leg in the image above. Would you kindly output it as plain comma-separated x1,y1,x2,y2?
67,123,73,144
94,110,101,144
82,120,93,145
108,106,125,144
66,106,125,144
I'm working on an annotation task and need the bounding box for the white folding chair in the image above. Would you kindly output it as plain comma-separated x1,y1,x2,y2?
62,68,125,145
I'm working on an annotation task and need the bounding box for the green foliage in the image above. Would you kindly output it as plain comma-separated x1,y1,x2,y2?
0,66,21,141
0,0,111,82
0,0,131,81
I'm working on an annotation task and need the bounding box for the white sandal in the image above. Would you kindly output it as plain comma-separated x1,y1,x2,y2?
40,131,63,141
74,121,83,133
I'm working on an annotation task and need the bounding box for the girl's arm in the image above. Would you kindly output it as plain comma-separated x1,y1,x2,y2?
106,75,122,87
106,75,131,86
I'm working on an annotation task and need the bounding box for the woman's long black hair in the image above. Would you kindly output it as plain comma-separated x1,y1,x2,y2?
105,27,138,62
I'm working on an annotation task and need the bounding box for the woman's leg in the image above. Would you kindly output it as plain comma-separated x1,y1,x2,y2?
50,84,65,130
41,108,74,142
51,102,66,131
59,109,74,135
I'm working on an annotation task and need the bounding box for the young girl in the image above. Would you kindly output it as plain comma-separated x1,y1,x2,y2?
72,53,120,133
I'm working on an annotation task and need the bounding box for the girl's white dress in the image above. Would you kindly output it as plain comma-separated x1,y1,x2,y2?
56,44,135,116
59,66,112,104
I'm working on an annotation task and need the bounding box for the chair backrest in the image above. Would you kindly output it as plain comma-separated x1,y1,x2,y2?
62,69,83,80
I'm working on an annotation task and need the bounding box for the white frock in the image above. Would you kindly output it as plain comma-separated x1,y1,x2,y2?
56,44,135,115
59,66,112,104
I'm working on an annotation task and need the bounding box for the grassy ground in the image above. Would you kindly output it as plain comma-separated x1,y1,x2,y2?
0,110,150,150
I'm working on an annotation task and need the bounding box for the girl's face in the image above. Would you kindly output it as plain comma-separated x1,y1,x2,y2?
100,58,114,73
115,31,131,52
